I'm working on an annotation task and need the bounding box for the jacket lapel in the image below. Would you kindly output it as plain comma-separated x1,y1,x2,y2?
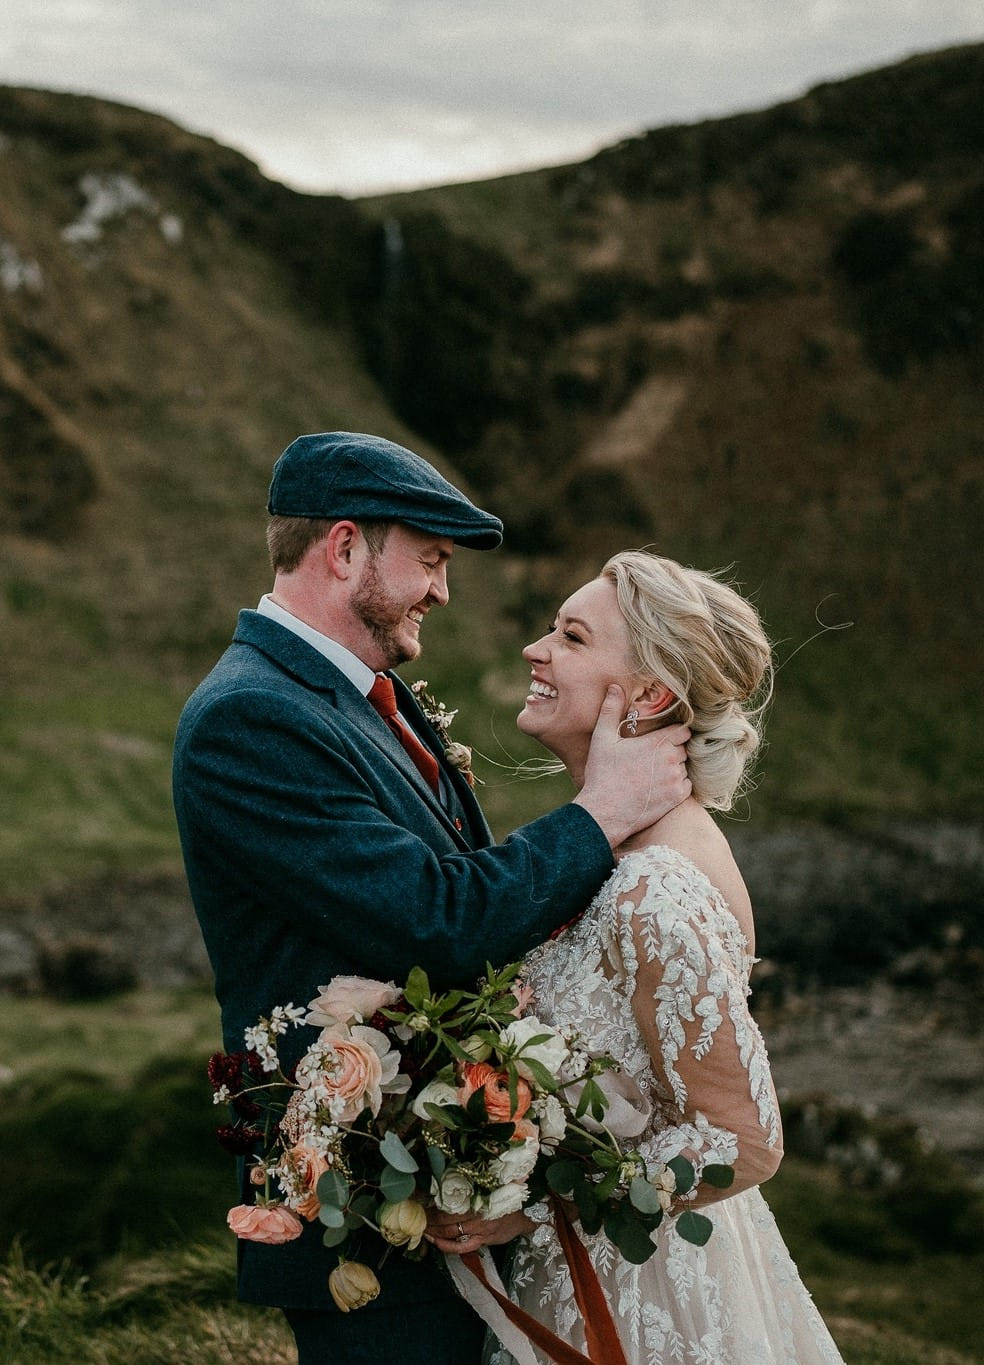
233,612,483,849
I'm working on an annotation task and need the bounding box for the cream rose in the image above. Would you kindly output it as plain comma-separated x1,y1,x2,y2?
489,1135,540,1185
411,1079,459,1120
484,1181,529,1219
498,1016,569,1083
306,976,401,1029
432,1168,474,1215
531,1093,567,1144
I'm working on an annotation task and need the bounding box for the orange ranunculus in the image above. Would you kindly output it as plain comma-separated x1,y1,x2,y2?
458,1061,532,1123
226,1203,303,1245
288,1144,331,1221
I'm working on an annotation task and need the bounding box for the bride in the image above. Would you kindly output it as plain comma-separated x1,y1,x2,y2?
465,551,844,1364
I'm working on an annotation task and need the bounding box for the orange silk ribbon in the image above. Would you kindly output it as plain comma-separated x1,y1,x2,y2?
460,1197,628,1365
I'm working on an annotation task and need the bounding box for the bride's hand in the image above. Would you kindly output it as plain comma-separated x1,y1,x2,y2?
575,685,691,848
425,1208,534,1254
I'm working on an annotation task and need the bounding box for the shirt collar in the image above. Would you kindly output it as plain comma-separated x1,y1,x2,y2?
256,595,376,695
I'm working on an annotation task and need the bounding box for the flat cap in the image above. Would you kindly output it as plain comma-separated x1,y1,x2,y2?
267,431,503,550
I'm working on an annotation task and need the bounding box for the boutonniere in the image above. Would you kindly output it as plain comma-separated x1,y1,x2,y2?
410,680,481,787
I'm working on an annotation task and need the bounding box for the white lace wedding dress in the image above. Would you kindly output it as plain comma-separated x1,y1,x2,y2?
489,845,845,1365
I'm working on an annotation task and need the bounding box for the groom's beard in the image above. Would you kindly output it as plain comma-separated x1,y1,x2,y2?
351,555,422,668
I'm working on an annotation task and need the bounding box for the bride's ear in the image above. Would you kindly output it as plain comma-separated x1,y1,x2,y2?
632,681,676,718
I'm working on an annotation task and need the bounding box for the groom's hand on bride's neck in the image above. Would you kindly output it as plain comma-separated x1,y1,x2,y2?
574,685,692,849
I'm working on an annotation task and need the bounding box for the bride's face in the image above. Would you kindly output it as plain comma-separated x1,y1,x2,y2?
517,577,639,770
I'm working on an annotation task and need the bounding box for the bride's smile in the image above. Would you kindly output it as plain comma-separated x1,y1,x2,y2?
517,577,642,779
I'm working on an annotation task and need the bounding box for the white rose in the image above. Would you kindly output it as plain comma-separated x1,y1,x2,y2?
305,976,400,1029
484,1181,529,1219
411,1079,459,1120
490,1137,539,1184
531,1094,567,1144
432,1169,474,1215
498,1016,569,1083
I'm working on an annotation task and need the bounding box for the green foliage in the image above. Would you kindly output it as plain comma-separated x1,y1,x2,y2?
832,188,984,373
780,1095,984,1257
0,1055,231,1266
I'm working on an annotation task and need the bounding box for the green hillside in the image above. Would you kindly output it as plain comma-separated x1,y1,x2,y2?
1,46,982,904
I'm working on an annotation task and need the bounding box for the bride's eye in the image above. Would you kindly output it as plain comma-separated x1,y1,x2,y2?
563,630,584,644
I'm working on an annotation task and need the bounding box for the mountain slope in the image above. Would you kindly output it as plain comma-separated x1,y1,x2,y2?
0,48,981,902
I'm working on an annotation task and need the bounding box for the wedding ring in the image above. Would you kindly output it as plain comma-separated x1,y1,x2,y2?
456,1222,466,1240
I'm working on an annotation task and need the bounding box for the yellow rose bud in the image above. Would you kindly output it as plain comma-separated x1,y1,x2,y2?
328,1260,381,1312
459,1033,492,1062
378,1198,428,1250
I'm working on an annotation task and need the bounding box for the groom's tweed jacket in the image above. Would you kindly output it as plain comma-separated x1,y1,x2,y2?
173,610,613,1312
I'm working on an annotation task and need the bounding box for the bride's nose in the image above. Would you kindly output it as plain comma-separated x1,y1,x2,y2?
522,637,548,663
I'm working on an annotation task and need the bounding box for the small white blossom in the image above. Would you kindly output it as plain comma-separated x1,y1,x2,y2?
212,1084,231,1105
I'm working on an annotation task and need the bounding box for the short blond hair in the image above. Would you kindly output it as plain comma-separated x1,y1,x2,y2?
602,551,773,811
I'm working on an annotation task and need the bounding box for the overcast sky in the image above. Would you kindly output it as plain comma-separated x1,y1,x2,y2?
1,2,981,197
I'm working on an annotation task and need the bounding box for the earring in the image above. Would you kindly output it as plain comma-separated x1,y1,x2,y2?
624,709,639,736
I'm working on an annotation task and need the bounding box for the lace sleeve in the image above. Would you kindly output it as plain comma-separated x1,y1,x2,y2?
610,848,783,1206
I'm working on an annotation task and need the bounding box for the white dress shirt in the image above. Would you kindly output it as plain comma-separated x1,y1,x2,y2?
255,594,448,805
256,594,376,695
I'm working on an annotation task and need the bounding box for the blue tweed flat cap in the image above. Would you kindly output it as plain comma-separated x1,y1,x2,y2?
267,431,503,550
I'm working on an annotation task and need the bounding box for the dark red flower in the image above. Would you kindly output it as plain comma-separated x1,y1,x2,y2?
216,1124,264,1155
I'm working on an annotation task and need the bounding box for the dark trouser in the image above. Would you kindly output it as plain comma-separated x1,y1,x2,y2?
283,1296,487,1364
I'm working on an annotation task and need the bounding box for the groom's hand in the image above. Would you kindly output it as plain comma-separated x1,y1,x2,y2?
574,685,691,848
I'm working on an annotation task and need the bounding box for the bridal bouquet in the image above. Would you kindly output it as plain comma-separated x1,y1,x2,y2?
209,962,731,1310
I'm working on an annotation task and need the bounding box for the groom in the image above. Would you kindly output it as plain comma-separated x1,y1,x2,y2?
173,431,691,1364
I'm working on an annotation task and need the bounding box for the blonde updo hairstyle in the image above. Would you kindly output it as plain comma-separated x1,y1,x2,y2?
602,551,773,812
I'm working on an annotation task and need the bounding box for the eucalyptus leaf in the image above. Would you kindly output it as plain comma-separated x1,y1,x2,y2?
676,1210,713,1247
321,1222,349,1248
316,1170,350,1208
426,1145,447,1178
702,1163,735,1189
612,1216,658,1265
667,1155,695,1196
380,1130,419,1173
380,1165,416,1202
318,1203,346,1229
629,1177,665,1215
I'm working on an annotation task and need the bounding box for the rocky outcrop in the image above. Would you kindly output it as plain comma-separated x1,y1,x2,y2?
1,820,980,1000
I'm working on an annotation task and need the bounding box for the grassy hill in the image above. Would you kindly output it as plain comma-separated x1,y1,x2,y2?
1,45,982,904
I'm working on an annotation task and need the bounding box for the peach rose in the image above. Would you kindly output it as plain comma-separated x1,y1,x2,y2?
306,976,401,1029
226,1203,303,1244
298,1025,407,1123
288,1144,331,1221
458,1061,532,1124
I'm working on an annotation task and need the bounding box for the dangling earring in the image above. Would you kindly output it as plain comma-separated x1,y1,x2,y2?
624,709,639,736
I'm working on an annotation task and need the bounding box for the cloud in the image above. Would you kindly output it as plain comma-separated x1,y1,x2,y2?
0,0,980,194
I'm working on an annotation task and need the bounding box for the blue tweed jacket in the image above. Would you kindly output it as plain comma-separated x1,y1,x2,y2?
173,610,613,1311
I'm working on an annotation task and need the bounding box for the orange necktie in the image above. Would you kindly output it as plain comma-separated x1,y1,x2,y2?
368,675,441,796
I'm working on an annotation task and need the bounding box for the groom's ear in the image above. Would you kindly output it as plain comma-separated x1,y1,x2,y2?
633,681,676,718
